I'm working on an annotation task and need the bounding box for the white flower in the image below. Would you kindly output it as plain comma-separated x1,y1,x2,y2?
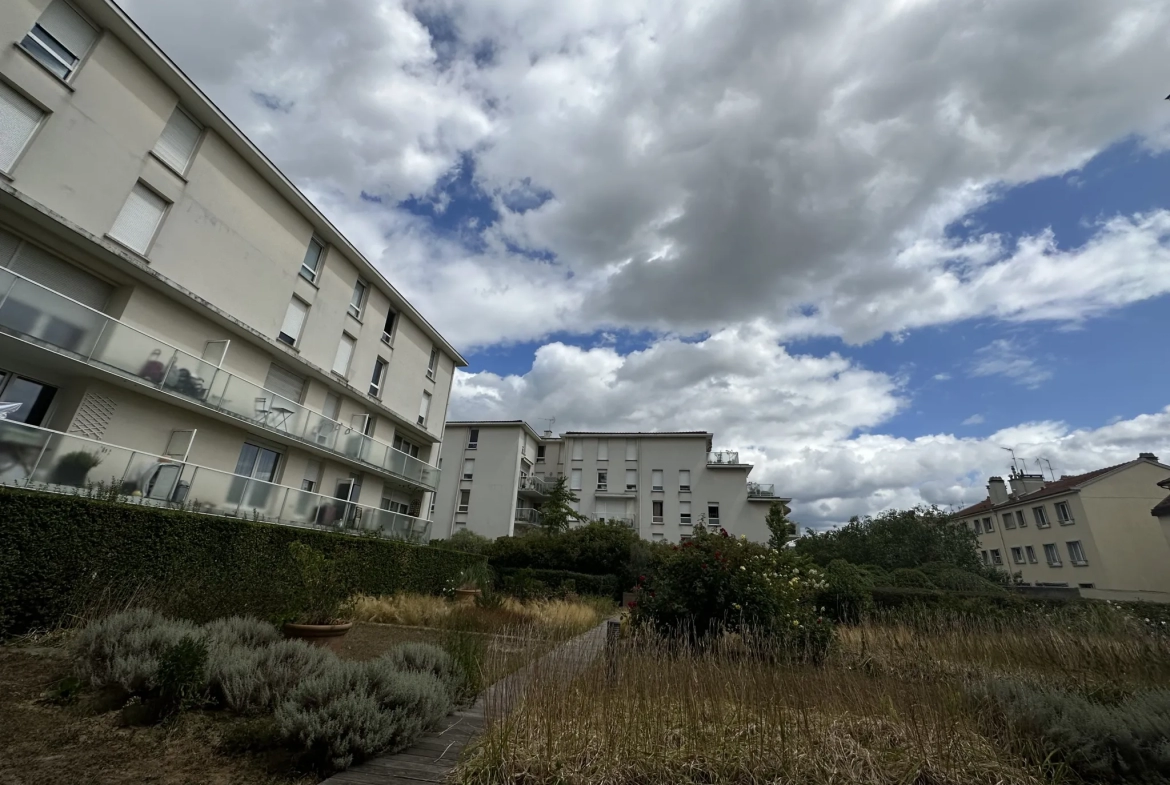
740,566,746,571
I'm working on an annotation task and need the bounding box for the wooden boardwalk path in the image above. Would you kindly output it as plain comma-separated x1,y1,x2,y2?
324,618,614,784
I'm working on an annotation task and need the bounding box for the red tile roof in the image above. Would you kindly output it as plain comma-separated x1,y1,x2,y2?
955,498,993,517
955,460,1156,518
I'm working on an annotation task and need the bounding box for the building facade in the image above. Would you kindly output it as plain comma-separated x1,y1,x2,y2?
432,422,788,543
955,454,1170,603
0,0,465,538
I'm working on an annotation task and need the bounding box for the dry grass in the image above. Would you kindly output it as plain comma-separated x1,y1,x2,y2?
346,593,613,639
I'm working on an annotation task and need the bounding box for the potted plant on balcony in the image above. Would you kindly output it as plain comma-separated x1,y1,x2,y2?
282,542,353,649
48,450,103,487
453,561,492,603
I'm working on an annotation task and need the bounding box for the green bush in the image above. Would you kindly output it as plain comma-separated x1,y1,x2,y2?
430,529,493,556
927,566,1006,593
976,680,1170,782
156,636,209,714
815,559,873,623
207,639,333,714
0,488,484,636
73,608,202,694
889,568,934,589
381,642,473,707
498,568,619,600
202,616,282,649
487,521,646,593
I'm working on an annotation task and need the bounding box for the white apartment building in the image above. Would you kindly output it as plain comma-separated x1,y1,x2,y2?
956,454,1170,603
432,421,789,543
0,0,465,539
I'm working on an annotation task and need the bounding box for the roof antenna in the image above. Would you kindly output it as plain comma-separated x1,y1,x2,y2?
1001,447,1019,476
1042,458,1055,482
540,417,555,437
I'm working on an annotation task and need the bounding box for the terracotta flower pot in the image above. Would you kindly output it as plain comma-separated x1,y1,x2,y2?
454,588,482,604
282,621,354,651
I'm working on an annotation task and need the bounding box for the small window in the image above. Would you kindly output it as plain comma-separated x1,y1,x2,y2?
1011,546,1025,565
392,434,420,458
569,468,582,491
1067,540,1087,565
651,469,663,491
462,458,474,481
625,469,637,491
625,439,637,460
369,357,388,397
680,501,691,524
597,439,608,461
1078,583,1095,590
596,470,608,491
990,548,1002,565
153,106,202,174
332,334,355,376
1033,506,1050,528
349,279,368,319
1025,545,1038,564
1003,513,1015,530
427,348,438,379
278,298,308,346
652,532,665,541
1016,510,1027,528
382,309,396,343
300,237,325,283
301,459,322,493
680,534,692,543
0,83,44,173
652,500,664,523
679,470,691,492
707,503,720,526
21,1,98,82
467,428,479,449
981,550,989,565
571,441,583,460
417,391,431,426
1043,543,1061,566
109,182,168,254
457,489,470,514
536,445,546,462
984,516,995,533
1055,501,1073,524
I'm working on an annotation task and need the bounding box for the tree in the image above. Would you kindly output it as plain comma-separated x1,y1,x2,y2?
765,502,797,549
538,476,586,533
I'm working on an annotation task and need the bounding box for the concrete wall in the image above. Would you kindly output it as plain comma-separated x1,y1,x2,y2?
432,425,522,540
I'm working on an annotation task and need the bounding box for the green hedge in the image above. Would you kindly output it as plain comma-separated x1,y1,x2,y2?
496,567,620,600
0,489,485,637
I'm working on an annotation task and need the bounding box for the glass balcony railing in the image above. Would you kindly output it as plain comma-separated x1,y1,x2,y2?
0,418,431,542
515,506,542,526
0,267,438,490
747,482,776,498
707,450,741,465
517,475,549,495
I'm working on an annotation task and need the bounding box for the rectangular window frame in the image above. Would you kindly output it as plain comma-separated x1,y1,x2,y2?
984,516,995,532
625,469,637,492
1011,546,1025,565
596,470,608,491
0,81,47,175
990,548,1002,565
300,236,326,284
151,105,203,176
651,469,663,491
707,503,720,526
462,458,474,481
20,2,99,84
569,468,582,491
332,333,356,378
1003,512,1015,529
278,297,309,347
1067,540,1087,566
1033,506,1050,528
680,500,692,524
652,500,664,523
1016,510,1027,528
1055,501,1074,525
679,470,691,493
417,391,432,426
1043,543,1061,567
1025,545,1038,564
427,348,438,380
368,357,388,397
625,439,637,461
597,439,608,461
108,180,169,256
467,428,479,450
457,489,470,514
536,445,546,462
349,279,368,319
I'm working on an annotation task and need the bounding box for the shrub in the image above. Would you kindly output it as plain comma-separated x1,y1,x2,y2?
889,568,934,589
815,559,873,623
156,636,209,714
487,522,647,592
976,679,1170,782
498,568,619,600
74,608,201,694
208,639,333,715
276,658,451,772
202,616,281,649
927,566,1005,593
382,642,471,707
431,529,493,556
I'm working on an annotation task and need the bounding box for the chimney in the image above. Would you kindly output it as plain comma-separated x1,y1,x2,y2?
543,430,553,438
988,477,1008,505
1009,472,1046,496
1139,452,1159,462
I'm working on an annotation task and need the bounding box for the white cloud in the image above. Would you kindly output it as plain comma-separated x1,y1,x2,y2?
970,339,1051,388
962,414,985,426
933,373,952,382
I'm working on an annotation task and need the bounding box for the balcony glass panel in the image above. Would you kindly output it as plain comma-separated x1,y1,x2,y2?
0,275,105,356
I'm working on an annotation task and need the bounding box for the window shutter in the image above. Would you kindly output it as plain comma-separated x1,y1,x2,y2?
332,335,355,375
264,363,305,403
153,107,201,173
109,183,167,253
279,299,307,345
10,239,111,309
625,469,637,489
652,469,663,489
418,392,431,423
0,83,43,172
38,1,97,60
625,439,637,460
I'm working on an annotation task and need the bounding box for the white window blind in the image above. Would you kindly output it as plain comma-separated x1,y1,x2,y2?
278,298,307,346
463,459,474,480
679,470,691,491
263,363,305,403
571,440,583,460
625,469,637,490
109,183,166,253
153,107,201,173
417,391,431,425
332,334,355,375
680,501,691,521
37,1,97,60
625,439,637,460
570,468,582,490
9,238,111,309
651,469,663,490
0,83,43,172
597,440,608,460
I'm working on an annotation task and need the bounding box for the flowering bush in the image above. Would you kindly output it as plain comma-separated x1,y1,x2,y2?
631,527,828,643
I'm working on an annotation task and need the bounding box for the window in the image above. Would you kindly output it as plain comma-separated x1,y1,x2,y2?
652,500,664,523
625,469,637,491
21,1,98,81
1033,506,1050,527
427,348,438,379
707,503,720,526
981,550,989,565
462,459,474,481
278,298,308,346
569,468,582,491
679,470,691,492
0,372,56,426
381,309,397,343
153,106,201,174
392,434,420,458
0,83,44,173
651,470,663,491
457,489,470,514
234,443,280,482
652,533,665,541
467,428,479,449
1003,513,1015,529
1066,540,1087,565
1043,543,1061,567
596,470,608,491
984,516,994,533
625,439,637,460
381,497,410,514
680,501,692,524
349,279,367,318
1055,501,1073,525
990,548,1003,565
597,439,608,461
1011,547,1025,565
1016,510,1027,528
109,183,167,254
369,358,388,397
1025,545,1038,564
300,237,325,283
417,391,431,426
571,440,583,460
536,445,546,462
301,460,322,493
680,534,693,543
323,392,341,421
332,334,355,376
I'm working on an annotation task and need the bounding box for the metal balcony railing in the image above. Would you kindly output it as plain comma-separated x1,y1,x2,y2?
0,267,438,490
517,475,549,495
747,482,776,497
0,419,431,541
707,450,741,465
515,506,542,526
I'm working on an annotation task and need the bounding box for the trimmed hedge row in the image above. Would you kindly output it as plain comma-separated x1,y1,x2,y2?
0,489,485,637
496,567,621,599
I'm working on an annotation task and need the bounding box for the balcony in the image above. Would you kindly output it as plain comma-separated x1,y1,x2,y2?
0,418,432,541
747,482,776,498
517,474,550,497
588,514,636,528
514,506,542,532
707,450,744,466
0,267,438,491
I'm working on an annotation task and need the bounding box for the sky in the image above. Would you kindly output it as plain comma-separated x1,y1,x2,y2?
121,0,1170,529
